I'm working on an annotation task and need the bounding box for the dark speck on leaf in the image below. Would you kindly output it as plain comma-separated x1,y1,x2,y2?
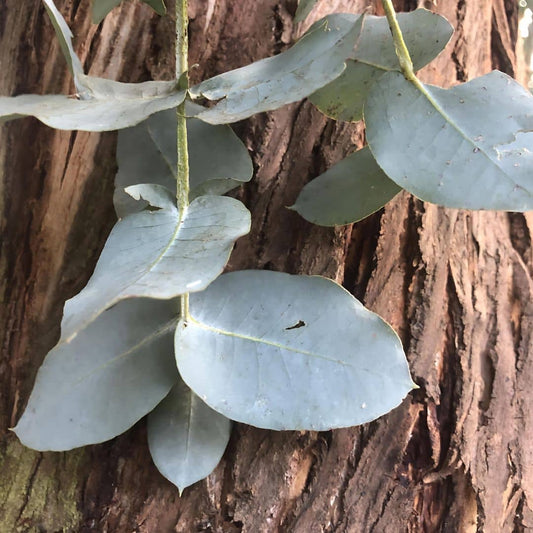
285,320,306,330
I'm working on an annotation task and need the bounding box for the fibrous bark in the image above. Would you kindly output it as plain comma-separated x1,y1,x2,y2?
0,0,531,531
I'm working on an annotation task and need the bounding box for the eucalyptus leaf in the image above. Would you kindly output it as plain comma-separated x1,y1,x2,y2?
114,104,253,218
0,87,186,131
43,0,83,79
176,270,415,431
143,0,166,16
291,146,401,226
365,70,533,210
92,0,166,24
294,0,319,23
14,298,178,451
310,9,453,121
0,0,184,131
188,14,364,124
148,380,231,494
61,185,251,343
92,0,122,24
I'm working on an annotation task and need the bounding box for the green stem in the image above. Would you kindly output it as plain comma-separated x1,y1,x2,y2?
176,0,190,321
381,0,415,80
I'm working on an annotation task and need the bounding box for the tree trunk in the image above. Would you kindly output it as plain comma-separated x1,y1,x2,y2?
1,0,531,531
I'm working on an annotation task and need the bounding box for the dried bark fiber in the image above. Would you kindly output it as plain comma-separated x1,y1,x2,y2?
0,0,531,531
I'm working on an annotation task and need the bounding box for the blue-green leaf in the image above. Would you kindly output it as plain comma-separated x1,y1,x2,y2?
310,9,453,122
14,298,178,451
0,1,184,131
114,104,253,218
188,14,364,124
142,0,166,16
43,0,84,79
176,270,415,431
92,0,167,24
148,380,231,494
0,85,186,131
61,185,251,343
294,0,319,23
291,146,401,226
365,70,533,210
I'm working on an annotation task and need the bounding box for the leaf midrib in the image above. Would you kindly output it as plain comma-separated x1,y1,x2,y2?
44,318,177,405
407,74,532,195
188,315,353,367
194,16,363,101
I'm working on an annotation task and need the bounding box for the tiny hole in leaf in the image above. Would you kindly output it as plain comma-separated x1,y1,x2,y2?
285,320,306,330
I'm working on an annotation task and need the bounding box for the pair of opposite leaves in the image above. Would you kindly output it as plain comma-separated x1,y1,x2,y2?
10,0,415,492
13,104,414,491
10,0,533,493
294,12,533,224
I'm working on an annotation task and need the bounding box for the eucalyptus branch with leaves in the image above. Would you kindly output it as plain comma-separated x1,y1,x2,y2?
3,0,533,493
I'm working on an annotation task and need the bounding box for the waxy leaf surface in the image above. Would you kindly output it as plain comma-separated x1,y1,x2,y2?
294,0,319,23
292,146,401,226
92,0,166,24
14,298,178,451
310,9,453,121
148,380,231,493
176,270,414,431
366,71,533,210
0,0,184,131
61,185,251,343
114,105,253,217
188,14,364,124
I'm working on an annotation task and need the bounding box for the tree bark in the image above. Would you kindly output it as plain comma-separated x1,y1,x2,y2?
1,0,531,531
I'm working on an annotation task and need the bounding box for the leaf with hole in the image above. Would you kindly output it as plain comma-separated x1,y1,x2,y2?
294,0,319,23
188,13,364,124
114,104,253,218
365,70,533,210
92,0,166,24
61,185,251,343
14,298,178,451
0,0,184,131
148,380,231,494
291,146,401,226
176,270,415,431
309,9,453,121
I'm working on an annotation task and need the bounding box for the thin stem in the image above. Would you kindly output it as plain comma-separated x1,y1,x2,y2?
176,0,190,321
175,0,188,77
381,0,415,80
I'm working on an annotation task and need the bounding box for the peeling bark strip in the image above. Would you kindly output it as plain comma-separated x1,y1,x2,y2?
0,0,531,531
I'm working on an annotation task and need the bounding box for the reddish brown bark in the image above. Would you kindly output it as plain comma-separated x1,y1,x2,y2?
0,0,531,531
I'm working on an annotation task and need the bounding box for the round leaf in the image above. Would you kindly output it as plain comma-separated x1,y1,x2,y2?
189,14,364,124
61,186,251,343
292,146,401,226
310,9,454,121
14,298,178,451
176,270,415,431
148,380,231,494
365,70,533,210
114,105,253,218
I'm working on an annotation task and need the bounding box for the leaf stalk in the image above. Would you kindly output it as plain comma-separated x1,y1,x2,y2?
176,0,190,320
381,0,415,81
